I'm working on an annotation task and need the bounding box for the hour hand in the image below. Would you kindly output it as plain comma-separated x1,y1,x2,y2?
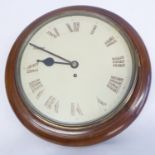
37,57,71,67
37,57,79,69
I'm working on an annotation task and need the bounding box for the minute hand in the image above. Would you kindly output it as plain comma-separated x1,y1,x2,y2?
29,43,72,63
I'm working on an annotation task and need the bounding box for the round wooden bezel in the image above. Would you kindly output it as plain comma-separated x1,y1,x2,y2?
5,6,151,146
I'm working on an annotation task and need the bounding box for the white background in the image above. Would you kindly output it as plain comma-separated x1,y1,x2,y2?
0,0,155,155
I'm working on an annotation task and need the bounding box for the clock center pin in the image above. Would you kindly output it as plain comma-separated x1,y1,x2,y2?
70,61,79,69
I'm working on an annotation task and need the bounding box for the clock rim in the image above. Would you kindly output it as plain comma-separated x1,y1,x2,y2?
5,5,151,146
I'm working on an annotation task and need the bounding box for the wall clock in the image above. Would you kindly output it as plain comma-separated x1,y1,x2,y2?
5,6,151,146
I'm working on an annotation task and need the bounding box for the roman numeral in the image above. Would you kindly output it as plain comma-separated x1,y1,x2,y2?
97,97,107,106
105,36,117,47
90,25,97,35
71,103,83,116
36,89,44,99
66,22,80,32
44,96,59,113
112,56,125,67
47,27,60,38
26,62,38,73
29,79,43,93
107,76,124,93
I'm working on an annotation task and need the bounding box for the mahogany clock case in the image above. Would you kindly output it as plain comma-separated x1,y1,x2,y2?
5,6,151,146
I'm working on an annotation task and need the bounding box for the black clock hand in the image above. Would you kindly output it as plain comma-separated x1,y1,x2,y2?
29,43,71,63
37,57,71,66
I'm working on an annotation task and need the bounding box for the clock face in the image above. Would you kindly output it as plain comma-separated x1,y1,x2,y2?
16,13,137,125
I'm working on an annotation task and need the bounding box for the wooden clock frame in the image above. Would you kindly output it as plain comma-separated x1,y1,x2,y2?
5,6,151,146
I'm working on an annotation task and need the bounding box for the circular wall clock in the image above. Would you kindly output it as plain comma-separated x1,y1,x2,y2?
5,6,151,146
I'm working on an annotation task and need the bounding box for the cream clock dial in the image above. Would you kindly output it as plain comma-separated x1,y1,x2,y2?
6,6,151,146
17,15,136,125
